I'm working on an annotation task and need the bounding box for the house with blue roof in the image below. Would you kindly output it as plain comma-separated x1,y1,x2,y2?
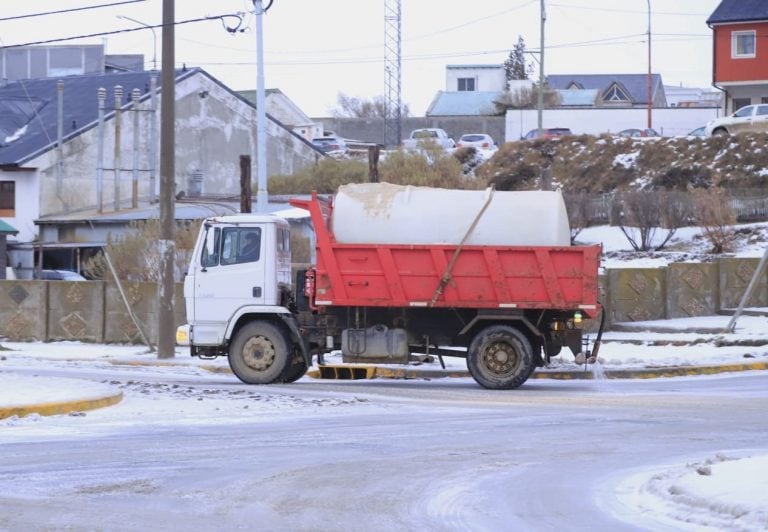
546,74,667,108
0,61,321,278
707,0,768,113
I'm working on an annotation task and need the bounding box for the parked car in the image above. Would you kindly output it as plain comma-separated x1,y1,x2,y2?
402,128,455,150
311,136,348,154
617,128,659,138
685,126,706,137
705,104,768,137
522,128,572,140
456,133,497,150
35,269,87,281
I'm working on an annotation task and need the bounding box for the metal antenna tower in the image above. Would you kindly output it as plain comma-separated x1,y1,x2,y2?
384,0,402,148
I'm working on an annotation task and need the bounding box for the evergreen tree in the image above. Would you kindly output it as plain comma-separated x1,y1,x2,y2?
503,36,533,81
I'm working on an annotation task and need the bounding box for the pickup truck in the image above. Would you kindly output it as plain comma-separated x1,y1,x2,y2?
402,128,455,150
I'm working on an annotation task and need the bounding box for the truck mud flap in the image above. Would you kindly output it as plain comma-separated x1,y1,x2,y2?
315,365,376,380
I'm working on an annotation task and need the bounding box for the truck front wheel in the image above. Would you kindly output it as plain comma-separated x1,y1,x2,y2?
228,322,291,384
467,325,534,390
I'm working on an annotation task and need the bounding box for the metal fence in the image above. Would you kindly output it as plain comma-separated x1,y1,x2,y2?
566,189,768,226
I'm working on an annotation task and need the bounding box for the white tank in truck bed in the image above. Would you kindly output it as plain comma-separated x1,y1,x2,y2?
331,183,571,246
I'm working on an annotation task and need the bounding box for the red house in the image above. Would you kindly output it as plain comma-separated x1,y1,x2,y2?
708,0,768,113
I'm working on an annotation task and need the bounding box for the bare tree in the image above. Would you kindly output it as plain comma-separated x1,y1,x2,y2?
612,191,690,251
493,85,561,114
564,193,593,243
691,188,736,253
331,93,410,119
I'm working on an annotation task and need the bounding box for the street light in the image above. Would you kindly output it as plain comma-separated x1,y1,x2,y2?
646,0,652,129
117,15,157,71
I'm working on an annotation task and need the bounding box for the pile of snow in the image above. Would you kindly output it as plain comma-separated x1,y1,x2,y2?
615,452,768,530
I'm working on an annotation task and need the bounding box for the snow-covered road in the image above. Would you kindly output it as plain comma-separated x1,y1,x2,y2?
1,354,767,531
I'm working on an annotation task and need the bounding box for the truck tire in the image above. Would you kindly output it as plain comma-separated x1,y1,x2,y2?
228,322,291,384
467,325,534,390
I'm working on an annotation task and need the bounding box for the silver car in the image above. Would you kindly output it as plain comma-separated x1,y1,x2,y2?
705,104,768,137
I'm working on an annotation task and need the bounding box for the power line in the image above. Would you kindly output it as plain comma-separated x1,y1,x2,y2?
0,14,245,49
549,2,710,17
0,0,146,22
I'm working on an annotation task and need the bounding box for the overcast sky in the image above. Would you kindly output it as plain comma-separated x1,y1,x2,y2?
1,0,723,116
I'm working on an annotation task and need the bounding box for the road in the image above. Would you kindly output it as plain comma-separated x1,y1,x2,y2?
1,361,766,531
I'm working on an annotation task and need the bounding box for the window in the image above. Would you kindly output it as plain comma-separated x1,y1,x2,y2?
603,83,630,103
0,181,15,217
457,77,475,91
732,100,751,114
732,31,756,58
756,105,768,116
201,226,221,268
200,226,262,267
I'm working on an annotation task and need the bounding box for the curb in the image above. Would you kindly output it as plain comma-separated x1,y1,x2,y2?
306,361,768,381
0,390,124,420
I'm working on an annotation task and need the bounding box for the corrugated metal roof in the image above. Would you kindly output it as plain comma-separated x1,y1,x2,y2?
34,197,313,225
707,0,768,24
426,91,501,116
35,200,240,224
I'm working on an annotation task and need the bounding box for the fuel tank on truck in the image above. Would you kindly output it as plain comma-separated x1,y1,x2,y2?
331,182,571,246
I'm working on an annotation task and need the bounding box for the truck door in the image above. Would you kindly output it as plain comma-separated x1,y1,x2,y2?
192,224,267,334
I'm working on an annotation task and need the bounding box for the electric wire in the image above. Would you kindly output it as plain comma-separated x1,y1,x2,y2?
0,14,245,50
0,0,146,22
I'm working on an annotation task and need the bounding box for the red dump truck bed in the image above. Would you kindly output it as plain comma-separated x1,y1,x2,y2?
290,194,601,315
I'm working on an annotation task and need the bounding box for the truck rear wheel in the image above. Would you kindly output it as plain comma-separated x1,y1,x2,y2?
467,325,534,390
228,322,291,384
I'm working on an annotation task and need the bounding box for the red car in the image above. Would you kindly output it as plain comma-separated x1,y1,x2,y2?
523,128,572,140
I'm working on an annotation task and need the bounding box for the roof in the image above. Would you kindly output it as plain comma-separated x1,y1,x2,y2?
446,64,503,70
0,68,322,166
34,196,312,225
0,220,18,234
0,69,196,166
707,0,768,24
35,200,240,225
557,89,599,107
425,91,501,116
546,74,663,105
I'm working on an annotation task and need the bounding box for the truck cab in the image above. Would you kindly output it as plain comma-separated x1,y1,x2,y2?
183,215,292,348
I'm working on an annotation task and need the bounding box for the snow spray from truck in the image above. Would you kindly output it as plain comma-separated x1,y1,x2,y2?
178,183,603,389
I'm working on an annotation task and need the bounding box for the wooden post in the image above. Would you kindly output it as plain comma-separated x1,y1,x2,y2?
240,155,252,213
368,145,380,183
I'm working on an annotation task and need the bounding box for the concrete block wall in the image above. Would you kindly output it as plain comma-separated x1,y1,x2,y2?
718,258,767,309
0,280,185,344
0,257,765,343
607,268,666,323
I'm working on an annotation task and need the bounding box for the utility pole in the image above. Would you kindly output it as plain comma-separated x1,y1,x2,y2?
537,0,546,132
254,0,268,213
646,0,653,129
157,0,176,359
